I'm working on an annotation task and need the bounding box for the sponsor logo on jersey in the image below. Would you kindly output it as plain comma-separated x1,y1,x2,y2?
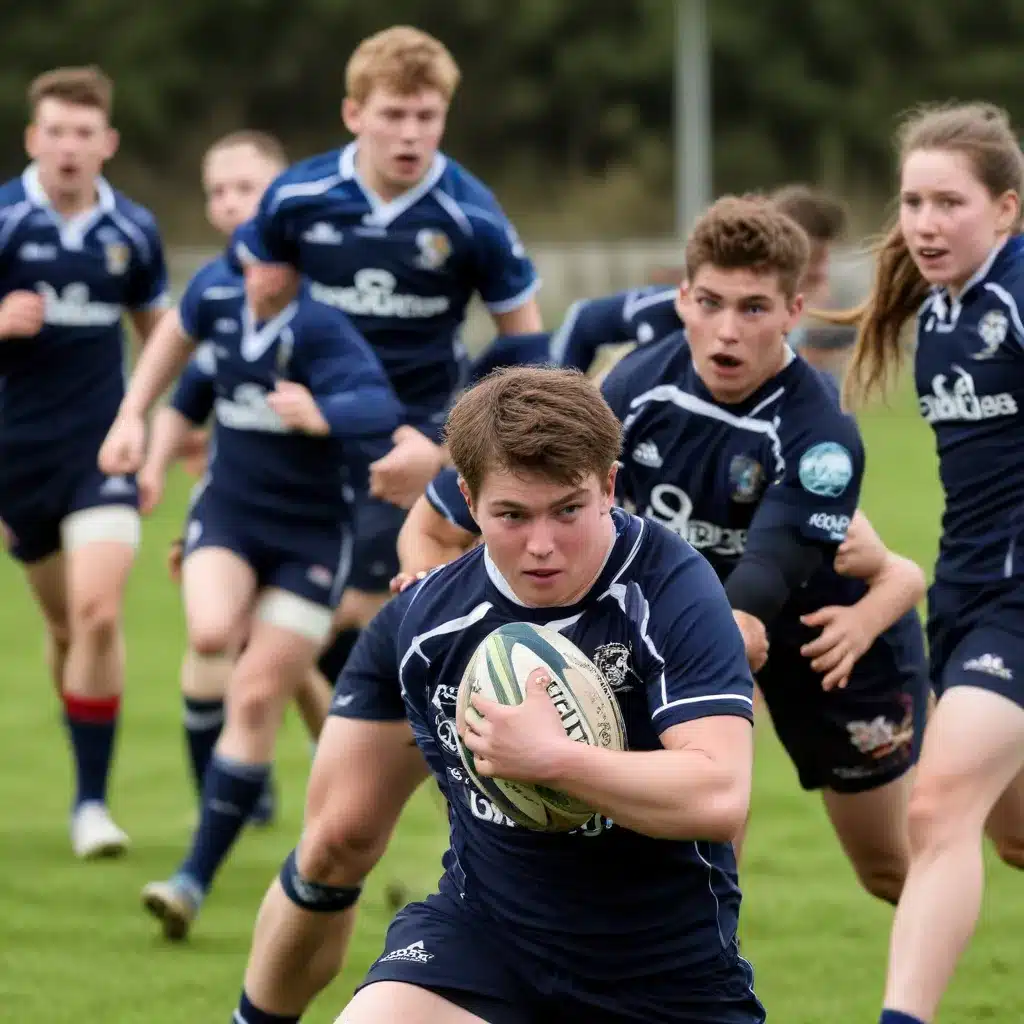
806,511,851,540
37,282,121,327
798,442,854,498
311,269,450,319
632,440,663,469
919,365,1018,423
646,483,747,556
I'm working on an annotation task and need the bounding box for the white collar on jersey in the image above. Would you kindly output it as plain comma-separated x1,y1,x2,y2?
337,142,447,228
483,523,619,609
21,162,116,250
240,300,300,364
929,236,1009,323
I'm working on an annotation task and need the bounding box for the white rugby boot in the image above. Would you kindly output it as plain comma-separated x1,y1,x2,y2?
71,801,130,860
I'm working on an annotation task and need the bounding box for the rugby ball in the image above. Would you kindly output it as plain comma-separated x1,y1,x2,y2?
456,622,626,832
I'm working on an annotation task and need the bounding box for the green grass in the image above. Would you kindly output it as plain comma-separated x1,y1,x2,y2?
1,385,1022,1023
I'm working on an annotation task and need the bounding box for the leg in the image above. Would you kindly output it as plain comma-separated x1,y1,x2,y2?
60,507,140,857
239,715,428,1018
985,769,1024,869
294,667,332,741
145,590,323,938
822,774,911,905
882,686,1024,1021
23,552,70,697
180,646,236,800
338,984,492,1024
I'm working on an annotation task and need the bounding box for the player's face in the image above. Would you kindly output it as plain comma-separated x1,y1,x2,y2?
900,147,1019,293
678,265,803,404
203,144,282,236
342,87,448,199
26,98,118,203
466,466,617,608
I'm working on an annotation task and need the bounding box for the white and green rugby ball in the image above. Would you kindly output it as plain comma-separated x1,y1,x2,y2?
456,622,626,832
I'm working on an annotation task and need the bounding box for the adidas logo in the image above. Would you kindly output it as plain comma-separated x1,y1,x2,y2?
379,939,433,964
632,440,663,469
302,222,343,245
963,653,1013,681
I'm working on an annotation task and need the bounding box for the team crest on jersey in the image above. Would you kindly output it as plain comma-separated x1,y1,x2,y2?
592,642,634,692
415,228,452,270
798,442,853,498
728,455,766,504
104,241,131,275
973,309,1009,360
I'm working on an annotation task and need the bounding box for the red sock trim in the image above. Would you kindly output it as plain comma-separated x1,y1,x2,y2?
63,692,121,724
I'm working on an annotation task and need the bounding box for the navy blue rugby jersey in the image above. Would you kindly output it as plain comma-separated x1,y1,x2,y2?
177,255,402,521
915,235,1024,583
341,508,754,977
234,143,538,426
0,164,167,450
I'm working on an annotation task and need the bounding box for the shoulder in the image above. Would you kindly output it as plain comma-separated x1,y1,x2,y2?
630,515,717,595
109,189,160,233
396,547,491,645
602,329,688,407
778,355,863,450
264,149,345,214
0,176,29,213
432,156,518,236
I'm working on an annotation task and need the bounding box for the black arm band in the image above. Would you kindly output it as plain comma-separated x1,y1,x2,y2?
725,527,830,625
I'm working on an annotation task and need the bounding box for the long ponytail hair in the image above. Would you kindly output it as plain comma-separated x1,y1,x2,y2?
821,101,1024,410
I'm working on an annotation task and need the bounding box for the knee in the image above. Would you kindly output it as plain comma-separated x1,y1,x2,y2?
853,854,907,905
69,592,119,643
298,805,390,886
907,779,969,856
190,621,237,658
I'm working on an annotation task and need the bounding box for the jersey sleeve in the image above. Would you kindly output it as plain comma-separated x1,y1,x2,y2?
467,200,540,314
330,591,412,722
124,211,170,311
640,547,755,733
426,467,480,535
291,305,405,439
748,400,865,547
550,292,631,370
232,173,300,267
169,346,216,424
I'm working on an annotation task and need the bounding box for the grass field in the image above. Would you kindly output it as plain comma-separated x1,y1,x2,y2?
1,383,1022,1023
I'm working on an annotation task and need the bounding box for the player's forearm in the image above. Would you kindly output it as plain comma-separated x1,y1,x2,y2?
855,553,927,642
547,738,751,842
144,407,197,476
120,309,192,417
397,500,475,575
315,387,403,439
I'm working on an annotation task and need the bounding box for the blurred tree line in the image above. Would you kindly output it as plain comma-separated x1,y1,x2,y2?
2,0,1024,241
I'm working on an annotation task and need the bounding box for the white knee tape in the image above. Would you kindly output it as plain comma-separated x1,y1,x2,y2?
61,506,141,553
256,589,333,643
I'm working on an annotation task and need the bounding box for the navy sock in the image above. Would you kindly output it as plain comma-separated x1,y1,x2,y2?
177,754,269,895
63,693,120,809
234,991,299,1024
183,696,224,798
317,628,360,685
880,1011,927,1024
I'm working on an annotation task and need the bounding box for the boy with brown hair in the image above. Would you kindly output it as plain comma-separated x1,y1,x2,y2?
0,65,168,859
